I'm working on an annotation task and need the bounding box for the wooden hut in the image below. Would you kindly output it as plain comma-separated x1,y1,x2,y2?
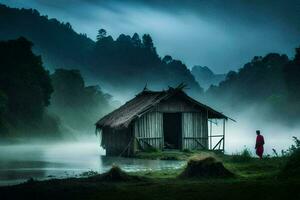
96,86,229,156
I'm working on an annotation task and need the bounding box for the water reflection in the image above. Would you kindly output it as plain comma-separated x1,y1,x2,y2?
0,142,185,186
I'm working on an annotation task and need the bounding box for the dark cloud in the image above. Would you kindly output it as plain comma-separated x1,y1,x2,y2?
1,0,300,73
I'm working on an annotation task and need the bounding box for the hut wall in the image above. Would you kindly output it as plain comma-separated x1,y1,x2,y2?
182,112,208,150
101,127,133,156
154,95,199,113
133,111,163,150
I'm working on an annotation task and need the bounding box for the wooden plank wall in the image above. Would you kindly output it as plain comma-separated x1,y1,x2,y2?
154,95,199,113
102,127,132,156
182,112,208,150
134,111,163,150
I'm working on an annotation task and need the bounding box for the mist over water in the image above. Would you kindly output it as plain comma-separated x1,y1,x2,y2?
0,139,185,186
0,107,298,186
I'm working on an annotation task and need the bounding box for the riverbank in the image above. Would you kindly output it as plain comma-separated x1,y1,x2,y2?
1,152,298,200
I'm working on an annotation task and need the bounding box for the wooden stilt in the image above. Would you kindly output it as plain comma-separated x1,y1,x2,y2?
210,120,212,150
223,119,226,152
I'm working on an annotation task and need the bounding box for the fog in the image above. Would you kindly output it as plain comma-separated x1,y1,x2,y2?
0,140,185,186
225,116,299,155
0,97,299,185
213,104,300,155
0,0,300,186
2,0,300,73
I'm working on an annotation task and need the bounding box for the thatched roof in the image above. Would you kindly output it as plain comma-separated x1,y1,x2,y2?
96,87,229,129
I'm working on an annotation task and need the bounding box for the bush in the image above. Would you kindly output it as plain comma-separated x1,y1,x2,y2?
182,149,191,153
144,146,159,153
80,170,99,177
278,137,300,179
231,148,252,162
278,148,300,179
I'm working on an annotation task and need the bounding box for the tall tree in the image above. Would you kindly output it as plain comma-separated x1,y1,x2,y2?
142,34,155,52
0,37,53,120
96,28,107,41
131,33,141,47
50,69,113,135
0,37,59,136
284,47,300,101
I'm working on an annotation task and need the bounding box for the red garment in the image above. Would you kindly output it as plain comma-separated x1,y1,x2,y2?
255,135,265,159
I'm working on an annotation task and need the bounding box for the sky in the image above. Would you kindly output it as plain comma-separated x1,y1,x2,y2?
1,0,300,73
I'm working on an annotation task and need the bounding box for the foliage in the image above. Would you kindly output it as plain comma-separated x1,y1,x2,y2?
206,49,300,124
80,170,99,177
0,90,8,133
0,4,94,71
231,148,253,162
0,4,203,98
182,149,192,153
0,37,58,136
280,136,300,157
49,69,114,136
91,30,203,97
289,136,300,152
279,137,300,179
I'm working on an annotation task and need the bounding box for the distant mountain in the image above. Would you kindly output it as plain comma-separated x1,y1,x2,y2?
0,4,203,100
0,4,94,73
191,66,226,90
205,52,300,125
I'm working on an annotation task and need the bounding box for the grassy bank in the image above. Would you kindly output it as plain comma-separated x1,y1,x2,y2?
0,151,297,200
1,175,299,200
133,149,223,160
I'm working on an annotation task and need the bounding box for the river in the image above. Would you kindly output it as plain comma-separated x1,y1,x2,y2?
0,142,185,186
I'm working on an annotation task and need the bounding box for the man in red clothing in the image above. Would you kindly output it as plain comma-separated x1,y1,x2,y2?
255,130,265,159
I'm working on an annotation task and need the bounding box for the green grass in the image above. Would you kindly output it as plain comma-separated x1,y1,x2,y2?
131,154,286,180
134,149,221,160
0,153,298,200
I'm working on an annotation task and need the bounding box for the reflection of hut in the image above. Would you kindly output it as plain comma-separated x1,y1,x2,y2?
96,86,231,156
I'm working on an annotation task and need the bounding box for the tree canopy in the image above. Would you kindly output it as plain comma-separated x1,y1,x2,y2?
49,69,114,136
0,37,58,136
0,4,203,99
206,49,300,124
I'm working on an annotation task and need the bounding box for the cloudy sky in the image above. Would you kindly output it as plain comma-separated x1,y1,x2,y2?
1,0,300,73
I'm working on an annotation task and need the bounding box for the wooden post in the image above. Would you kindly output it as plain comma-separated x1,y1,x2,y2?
223,119,226,152
210,120,212,150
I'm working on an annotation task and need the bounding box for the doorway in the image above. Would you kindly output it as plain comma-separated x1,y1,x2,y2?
163,113,182,149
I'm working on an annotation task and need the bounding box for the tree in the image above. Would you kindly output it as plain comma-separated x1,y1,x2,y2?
116,34,132,46
162,55,173,64
142,34,155,52
0,90,8,134
0,90,7,117
294,47,300,65
50,69,113,135
65,22,72,29
96,28,107,41
0,37,53,120
131,33,141,47
284,47,300,101
0,37,57,136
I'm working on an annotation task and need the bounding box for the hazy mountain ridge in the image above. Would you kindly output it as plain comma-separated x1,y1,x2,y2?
191,66,226,90
0,4,203,100
0,4,94,72
205,52,300,125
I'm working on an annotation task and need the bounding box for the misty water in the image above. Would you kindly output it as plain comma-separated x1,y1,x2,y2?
0,119,298,186
0,141,185,186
